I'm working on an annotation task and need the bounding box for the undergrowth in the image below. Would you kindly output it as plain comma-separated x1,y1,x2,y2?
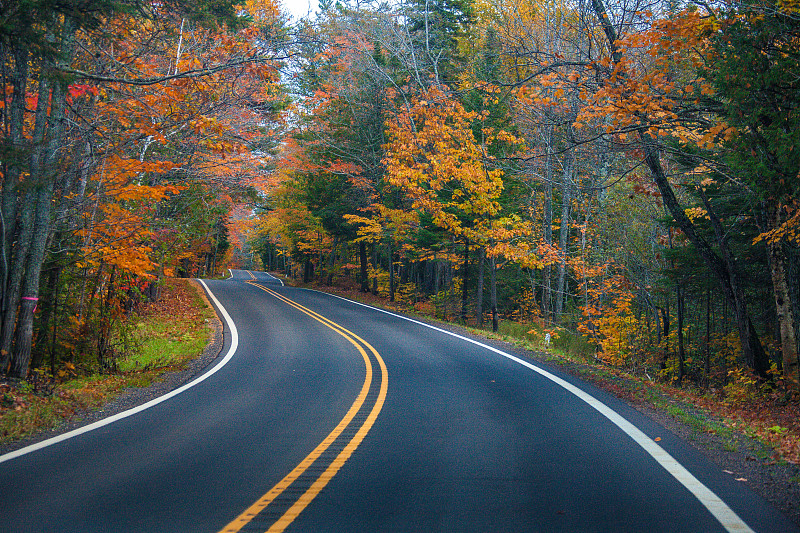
0,279,214,447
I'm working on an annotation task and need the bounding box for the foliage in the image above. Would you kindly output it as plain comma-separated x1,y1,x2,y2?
384,86,507,238
0,0,290,378
4,0,792,400
0,279,214,445
238,0,800,395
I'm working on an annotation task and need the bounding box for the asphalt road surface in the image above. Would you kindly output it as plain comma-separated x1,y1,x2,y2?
1,269,797,532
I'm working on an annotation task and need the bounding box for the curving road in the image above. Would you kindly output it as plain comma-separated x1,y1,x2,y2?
0,269,796,532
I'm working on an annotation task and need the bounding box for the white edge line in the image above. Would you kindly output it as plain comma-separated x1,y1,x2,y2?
266,272,284,287
314,289,754,533
0,279,239,465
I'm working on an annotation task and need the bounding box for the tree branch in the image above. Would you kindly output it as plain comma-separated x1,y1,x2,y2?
61,54,297,86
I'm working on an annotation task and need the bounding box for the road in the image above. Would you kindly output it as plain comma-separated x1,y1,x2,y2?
0,269,796,532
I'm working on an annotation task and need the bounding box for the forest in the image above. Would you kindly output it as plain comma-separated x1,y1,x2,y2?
1,0,798,401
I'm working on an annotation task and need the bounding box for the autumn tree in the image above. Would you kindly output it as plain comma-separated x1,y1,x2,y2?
1,0,290,377
240,0,798,392
574,0,777,378
384,85,517,322
705,0,800,386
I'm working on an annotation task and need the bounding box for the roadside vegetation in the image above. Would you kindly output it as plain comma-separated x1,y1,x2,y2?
0,279,214,447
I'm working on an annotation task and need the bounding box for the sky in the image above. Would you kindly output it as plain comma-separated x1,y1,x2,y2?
281,0,315,20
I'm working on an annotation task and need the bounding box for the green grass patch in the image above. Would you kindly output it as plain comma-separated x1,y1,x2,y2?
493,320,597,364
119,321,209,373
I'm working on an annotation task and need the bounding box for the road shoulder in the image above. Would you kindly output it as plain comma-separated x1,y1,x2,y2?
0,279,225,456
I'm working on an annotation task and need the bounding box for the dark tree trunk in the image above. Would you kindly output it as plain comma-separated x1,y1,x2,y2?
7,17,76,378
359,241,369,292
0,46,29,341
555,159,572,320
589,0,769,378
476,247,485,328
490,255,498,333
762,205,799,388
705,284,711,387
97,265,116,371
461,238,470,323
658,302,670,371
677,284,686,383
372,243,378,293
542,134,554,322
327,236,337,285
389,242,395,302
30,262,61,371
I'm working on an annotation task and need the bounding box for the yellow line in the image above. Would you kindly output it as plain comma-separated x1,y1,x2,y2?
245,270,256,280
220,283,388,533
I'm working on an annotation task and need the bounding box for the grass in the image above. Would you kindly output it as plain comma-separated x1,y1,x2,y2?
121,322,209,373
664,404,708,434
465,320,597,367
0,278,215,447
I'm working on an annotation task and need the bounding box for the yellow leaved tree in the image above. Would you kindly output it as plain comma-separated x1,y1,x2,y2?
384,86,505,239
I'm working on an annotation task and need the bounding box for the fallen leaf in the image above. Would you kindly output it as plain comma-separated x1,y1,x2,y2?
654,437,662,441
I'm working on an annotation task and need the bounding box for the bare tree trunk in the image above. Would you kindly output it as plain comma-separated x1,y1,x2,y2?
13,158,60,378
10,18,76,378
359,241,369,292
461,238,469,323
11,106,64,377
490,255,498,333
542,134,554,322
677,283,686,383
1,65,51,370
389,241,395,302
303,257,312,283
372,243,378,293
1,46,29,331
764,206,799,388
97,265,116,370
30,261,61,371
0,47,41,372
555,155,572,320
0,200,33,367
542,183,553,321
327,236,337,285
476,247,485,328
658,301,670,371
705,284,711,387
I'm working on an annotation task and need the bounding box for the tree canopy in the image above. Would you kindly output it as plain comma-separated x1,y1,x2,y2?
3,0,799,397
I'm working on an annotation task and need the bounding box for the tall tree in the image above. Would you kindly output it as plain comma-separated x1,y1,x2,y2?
406,0,475,84
0,0,287,377
706,0,800,386
583,1,772,377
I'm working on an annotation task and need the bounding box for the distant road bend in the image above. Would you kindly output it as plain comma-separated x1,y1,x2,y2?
0,268,796,532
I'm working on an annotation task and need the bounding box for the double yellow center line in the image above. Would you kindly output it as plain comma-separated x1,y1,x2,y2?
220,282,388,533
